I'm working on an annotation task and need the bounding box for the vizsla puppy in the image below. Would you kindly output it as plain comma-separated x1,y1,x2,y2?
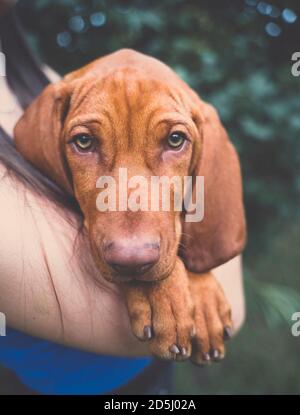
14,49,246,364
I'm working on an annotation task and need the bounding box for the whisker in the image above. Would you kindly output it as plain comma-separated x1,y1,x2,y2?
177,242,187,251
179,232,193,240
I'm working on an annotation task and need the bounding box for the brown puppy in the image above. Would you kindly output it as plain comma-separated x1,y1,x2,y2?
14,49,246,363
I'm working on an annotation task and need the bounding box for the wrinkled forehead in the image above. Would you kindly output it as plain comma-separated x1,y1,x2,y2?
67,68,193,127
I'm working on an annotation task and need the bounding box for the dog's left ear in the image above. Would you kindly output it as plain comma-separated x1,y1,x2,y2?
180,101,246,273
14,81,73,194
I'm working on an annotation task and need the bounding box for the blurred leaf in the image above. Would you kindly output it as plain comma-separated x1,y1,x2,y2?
246,275,300,329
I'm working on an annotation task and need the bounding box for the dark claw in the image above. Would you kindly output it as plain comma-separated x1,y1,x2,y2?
211,349,221,361
204,353,211,362
143,325,152,340
190,325,196,337
181,347,187,356
190,353,211,366
194,353,211,366
169,344,180,354
224,326,232,340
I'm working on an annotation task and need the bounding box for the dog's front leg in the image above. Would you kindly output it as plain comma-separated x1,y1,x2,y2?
122,258,195,361
187,271,233,365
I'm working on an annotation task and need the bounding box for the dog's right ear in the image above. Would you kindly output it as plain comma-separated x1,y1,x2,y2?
14,81,73,194
180,101,246,273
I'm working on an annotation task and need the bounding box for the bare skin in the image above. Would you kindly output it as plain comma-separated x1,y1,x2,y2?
0,163,148,356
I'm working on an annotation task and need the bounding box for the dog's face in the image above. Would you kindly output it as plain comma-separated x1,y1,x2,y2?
14,49,246,283
63,68,200,282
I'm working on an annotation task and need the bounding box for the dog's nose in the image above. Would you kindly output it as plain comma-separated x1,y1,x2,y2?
103,238,160,277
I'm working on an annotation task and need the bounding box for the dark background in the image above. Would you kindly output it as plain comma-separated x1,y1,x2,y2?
15,0,300,394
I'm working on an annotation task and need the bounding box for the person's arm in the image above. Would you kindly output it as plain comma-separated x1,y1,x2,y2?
0,163,149,356
213,255,245,333
0,162,244,357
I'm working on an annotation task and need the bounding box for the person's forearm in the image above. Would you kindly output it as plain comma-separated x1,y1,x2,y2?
213,255,245,333
0,264,149,357
0,165,149,356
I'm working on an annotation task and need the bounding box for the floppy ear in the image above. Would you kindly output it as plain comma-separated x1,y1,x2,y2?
14,82,73,194
181,101,246,273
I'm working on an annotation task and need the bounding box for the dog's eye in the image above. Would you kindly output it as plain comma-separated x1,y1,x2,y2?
73,134,94,151
167,132,186,149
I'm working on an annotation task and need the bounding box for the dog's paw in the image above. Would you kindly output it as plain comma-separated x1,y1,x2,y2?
124,259,194,361
188,272,233,365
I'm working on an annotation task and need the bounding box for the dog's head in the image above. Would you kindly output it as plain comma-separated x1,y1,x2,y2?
14,49,246,283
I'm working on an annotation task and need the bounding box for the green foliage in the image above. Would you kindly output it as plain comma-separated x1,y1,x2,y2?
16,0,300,393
